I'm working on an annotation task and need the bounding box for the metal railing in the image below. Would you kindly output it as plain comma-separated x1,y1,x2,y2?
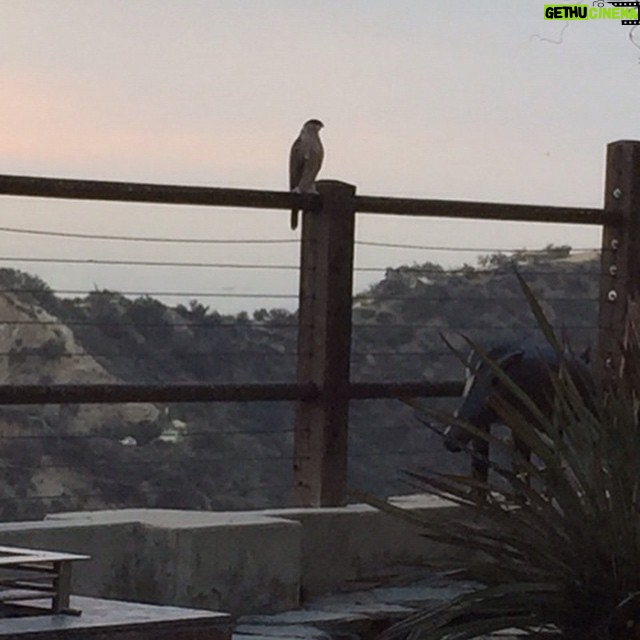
0,139,637,507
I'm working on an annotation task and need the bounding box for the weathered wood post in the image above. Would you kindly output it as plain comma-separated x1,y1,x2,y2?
598,140,640,382
294,180,357,507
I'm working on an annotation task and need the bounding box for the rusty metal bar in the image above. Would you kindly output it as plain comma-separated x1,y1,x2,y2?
0,174,320,212
0,380,461,405
0,173,611,224
0,383,319,405
356,194,611,225
349,380,463,399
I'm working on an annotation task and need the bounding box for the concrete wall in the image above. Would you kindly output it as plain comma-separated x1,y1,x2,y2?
265,494,467,597
0,495,462,616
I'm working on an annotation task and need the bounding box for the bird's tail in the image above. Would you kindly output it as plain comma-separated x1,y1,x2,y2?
290,209,299,230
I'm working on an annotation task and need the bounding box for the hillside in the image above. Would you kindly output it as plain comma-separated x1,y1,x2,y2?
0,246,599,520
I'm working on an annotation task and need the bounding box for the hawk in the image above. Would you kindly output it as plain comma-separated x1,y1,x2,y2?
289,119,324,230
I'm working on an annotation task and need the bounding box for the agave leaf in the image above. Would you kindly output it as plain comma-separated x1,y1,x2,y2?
487,356,607,531
439,331,475,369
348,489,442,530
511,271,615,521
426,382,588,532
403,399,553,489
410,469,567,547
402,419,594,569
487,394,591,527
459,334,553,437
487,394,557,467
370,274,640,639
377,592,470,640
382,583,561,640
513,269,563,355
408,615,539,640
357,477,581,585
352,487,554,570
400,398,501,449
539,369,603,506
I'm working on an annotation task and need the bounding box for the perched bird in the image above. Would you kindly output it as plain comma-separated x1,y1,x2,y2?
289,119,324,230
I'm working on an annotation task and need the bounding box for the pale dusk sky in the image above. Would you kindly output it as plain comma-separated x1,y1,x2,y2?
0,1,637,311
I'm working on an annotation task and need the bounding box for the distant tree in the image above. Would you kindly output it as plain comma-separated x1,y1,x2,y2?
188,299,209,320
478,244,572,269
266,308,294,324
253,308,269,322
477,252,518,268
539,243,572,260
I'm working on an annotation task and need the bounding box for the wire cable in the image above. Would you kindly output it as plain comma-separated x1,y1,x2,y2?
0,225,599,254
0,257,298,270
0,288,298,299
0,258,600,275
0,225,298,245
0,319,298,328
356,241,600,253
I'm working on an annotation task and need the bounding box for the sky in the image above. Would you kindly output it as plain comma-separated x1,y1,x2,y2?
0,1,638,313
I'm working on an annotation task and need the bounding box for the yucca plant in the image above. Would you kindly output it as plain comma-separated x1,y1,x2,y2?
354,276,640,640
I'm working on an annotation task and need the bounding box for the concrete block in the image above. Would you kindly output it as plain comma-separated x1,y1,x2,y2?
138,518,301,614
19,496,473,615
265,494,465,596
48,509,303,615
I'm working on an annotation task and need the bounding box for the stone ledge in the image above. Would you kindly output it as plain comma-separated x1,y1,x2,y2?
0,496,467,616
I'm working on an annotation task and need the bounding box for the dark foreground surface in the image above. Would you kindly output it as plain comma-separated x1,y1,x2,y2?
0,595,232,639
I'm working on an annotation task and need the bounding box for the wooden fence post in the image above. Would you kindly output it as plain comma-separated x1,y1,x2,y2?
598,140,640,382
294,180,357,507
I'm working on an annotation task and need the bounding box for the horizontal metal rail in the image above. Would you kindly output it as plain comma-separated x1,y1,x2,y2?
349,381,462,399
0,174,320,211
0,381,462,404
0,174,613,225
0,383,317,404
355,195,611,225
